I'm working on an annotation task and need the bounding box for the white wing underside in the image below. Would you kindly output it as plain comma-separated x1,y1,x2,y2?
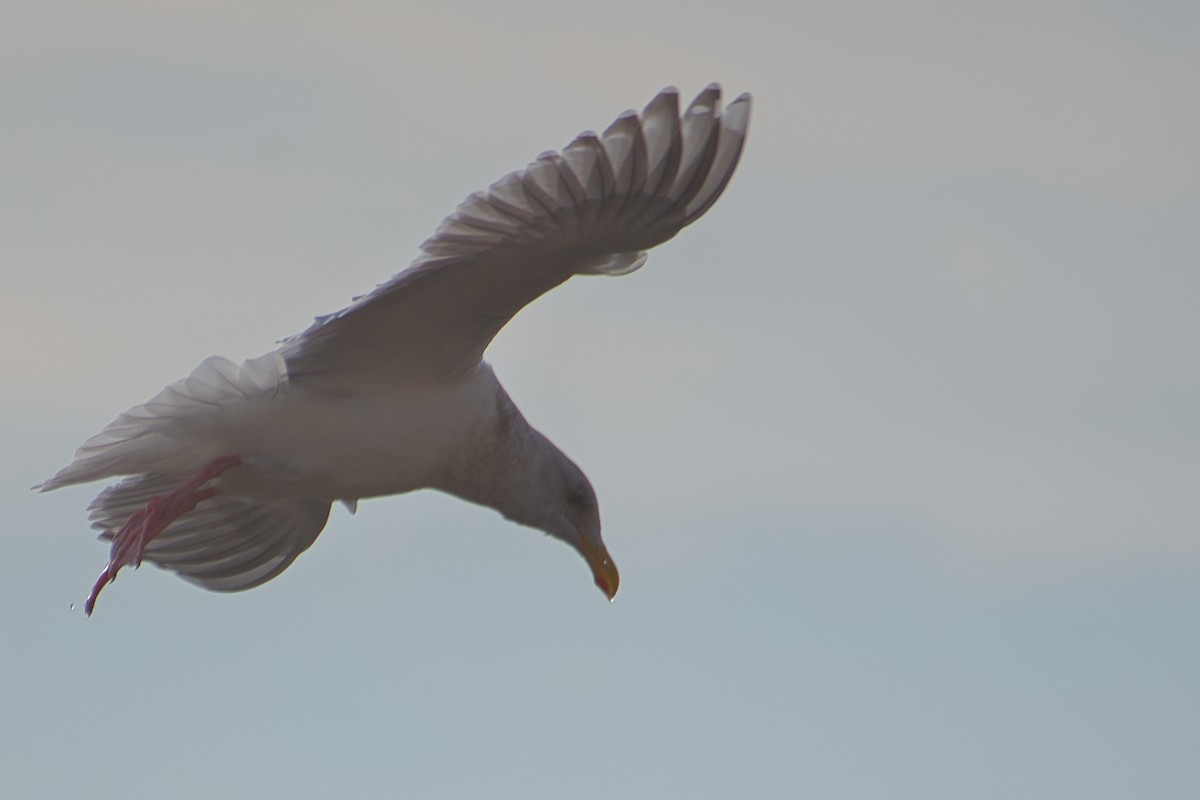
282,84,752,383
89,474,330,592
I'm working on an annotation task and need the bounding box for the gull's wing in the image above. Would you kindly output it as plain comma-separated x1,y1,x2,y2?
281,84,751,384
89,473,331,592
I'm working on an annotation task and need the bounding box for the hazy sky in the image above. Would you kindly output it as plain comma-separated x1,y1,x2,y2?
3,2,1198,798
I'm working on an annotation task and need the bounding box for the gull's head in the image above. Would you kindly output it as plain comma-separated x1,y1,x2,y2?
507,436,619,601
554,462,619,602
453,388,620,601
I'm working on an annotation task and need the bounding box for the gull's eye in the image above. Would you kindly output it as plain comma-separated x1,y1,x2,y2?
566,488,588,511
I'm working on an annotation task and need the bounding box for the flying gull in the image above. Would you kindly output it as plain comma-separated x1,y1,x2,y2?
39,84,752,615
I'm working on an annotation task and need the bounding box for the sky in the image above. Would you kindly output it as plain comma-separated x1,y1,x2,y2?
2,1,1198,797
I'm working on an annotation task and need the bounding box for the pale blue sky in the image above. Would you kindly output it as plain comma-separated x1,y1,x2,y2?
3,1,1198,797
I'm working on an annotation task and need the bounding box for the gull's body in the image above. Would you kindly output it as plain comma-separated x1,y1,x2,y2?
180,357,509,502
40,85,752,612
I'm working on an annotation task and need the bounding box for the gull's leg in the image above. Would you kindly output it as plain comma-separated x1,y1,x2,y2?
85,455,242,616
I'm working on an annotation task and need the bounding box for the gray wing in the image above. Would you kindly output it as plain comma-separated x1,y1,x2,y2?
281,84,752,385
89,474,331,592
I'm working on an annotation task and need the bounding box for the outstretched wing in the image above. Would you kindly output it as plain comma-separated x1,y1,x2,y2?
282,84,751,384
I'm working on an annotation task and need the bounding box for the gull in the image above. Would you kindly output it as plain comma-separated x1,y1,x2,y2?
39,84,752,615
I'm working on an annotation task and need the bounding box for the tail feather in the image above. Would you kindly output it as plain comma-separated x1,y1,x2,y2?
38,352,286,492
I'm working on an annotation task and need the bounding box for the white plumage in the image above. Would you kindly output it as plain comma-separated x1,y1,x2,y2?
40,84,752,612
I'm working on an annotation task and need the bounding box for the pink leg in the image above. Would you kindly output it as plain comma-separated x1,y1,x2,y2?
85,454,242,616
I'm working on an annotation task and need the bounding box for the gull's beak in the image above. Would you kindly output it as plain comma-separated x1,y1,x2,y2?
578,537,620,601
